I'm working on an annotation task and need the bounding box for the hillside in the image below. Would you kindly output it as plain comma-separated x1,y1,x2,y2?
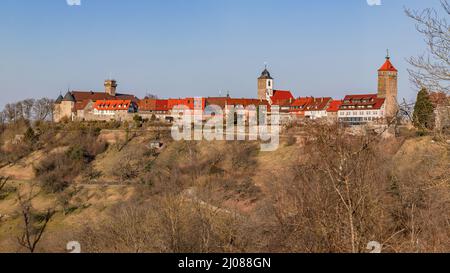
0,121,449,253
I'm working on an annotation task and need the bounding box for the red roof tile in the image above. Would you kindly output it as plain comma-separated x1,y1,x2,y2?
341,94,385,110
205,97,269,109
343,94,378,101
94,100,133,111
70,91,137,111
327,100,343,112
138,99,169,111
304,97,332,111
271,90,294,101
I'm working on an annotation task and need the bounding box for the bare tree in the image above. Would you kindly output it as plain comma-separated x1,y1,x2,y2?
22,99,36,121
33,98,54,121
406,1,450,94
0,177,7,223
3,103,17,123
16,185,54,253
0,176,8,195
0,111,5,127
398,99,416,122
0,177,8,222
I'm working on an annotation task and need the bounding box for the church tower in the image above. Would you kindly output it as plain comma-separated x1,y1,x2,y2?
258,67,274,101
378,51,398,117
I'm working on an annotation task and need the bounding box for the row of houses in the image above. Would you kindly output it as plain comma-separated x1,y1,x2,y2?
54,54,397,126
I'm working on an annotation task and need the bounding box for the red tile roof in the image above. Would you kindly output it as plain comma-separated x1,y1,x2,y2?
271,90,294,101
327,100,343,112
343,94,378,101
138,99,169,111
291,97,314,107
205,97,269,109
70,91,137,111
289,97,313,113
341,94,385,110
378,59,397,72
304,97,332,111
168,98,202,110
94,100,133,111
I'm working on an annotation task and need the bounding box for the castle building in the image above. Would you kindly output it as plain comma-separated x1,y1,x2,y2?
53,79,137,122
53,52,398,126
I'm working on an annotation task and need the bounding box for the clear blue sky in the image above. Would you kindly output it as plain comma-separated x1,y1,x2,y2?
0,0,444,108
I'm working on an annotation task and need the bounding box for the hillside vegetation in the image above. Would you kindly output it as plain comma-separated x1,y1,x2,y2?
0,120,449,253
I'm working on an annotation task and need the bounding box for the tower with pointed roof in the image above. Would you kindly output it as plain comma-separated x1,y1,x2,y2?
258,67,274,101
378,51,398,117
53,91,75,122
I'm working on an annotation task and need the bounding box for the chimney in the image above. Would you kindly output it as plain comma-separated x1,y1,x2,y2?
105,79,117,96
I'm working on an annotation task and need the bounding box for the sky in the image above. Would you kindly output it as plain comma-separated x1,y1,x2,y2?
0,0,445,108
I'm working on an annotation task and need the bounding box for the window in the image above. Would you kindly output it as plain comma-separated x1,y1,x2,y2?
268,81,271,87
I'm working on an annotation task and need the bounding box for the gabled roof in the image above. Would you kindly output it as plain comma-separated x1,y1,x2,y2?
272,90,294,100
63,92,75,102
304,97,332,111
69,91,137,111
289,97,314,113
271,90,294,105
94,100,133,111
340,94,385,110
55,94,63,104
258,68,273,80
138,99,169,111
71,91,137,102
343,94,378,101
378,58,397,72
167,98,200,110
205,97,269,109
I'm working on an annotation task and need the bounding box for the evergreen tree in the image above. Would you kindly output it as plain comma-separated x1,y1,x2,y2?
24,127,36,143
413,88,435,130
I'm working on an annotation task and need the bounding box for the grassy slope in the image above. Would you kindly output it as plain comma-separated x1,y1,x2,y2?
0,135,447,252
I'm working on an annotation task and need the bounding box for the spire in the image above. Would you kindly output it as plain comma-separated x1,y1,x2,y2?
378,51,397,72
55,94,64,104
62,91,75,102
259,64,273,80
